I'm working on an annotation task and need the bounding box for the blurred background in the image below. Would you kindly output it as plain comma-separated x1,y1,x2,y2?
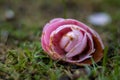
0,0,120,79
0,0,120,45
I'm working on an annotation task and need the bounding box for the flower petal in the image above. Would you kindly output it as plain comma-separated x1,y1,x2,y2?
50,26,71,56
66,33,87,58
77,34,104,65
64,30,83,52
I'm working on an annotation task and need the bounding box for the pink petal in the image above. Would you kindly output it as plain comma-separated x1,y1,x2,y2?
41,34,48,52
66,19,89,31
65,33,95,62
64,30,83,52
66,33,87,58
50,26,71,55
66,55,91,63
43,19,65,46
85,32,95,55
60,35,70,49
43,18,64,32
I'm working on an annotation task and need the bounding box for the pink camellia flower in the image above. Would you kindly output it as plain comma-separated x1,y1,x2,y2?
41,18,104,66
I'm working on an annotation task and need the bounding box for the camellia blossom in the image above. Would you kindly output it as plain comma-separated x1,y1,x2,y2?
41,18,104,66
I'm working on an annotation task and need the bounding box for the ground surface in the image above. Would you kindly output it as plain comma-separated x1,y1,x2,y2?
0,0,120,80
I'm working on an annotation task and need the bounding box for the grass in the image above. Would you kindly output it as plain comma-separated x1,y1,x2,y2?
0,0,120,80
0,41,64,80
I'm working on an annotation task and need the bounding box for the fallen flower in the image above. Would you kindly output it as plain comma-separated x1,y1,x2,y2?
41,18,104,66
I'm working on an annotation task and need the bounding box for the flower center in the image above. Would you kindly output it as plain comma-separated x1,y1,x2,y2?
60,31,77,52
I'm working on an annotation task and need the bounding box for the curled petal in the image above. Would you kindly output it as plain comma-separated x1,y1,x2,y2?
64,31,82,52
79,34,104,64
66,33,87,58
